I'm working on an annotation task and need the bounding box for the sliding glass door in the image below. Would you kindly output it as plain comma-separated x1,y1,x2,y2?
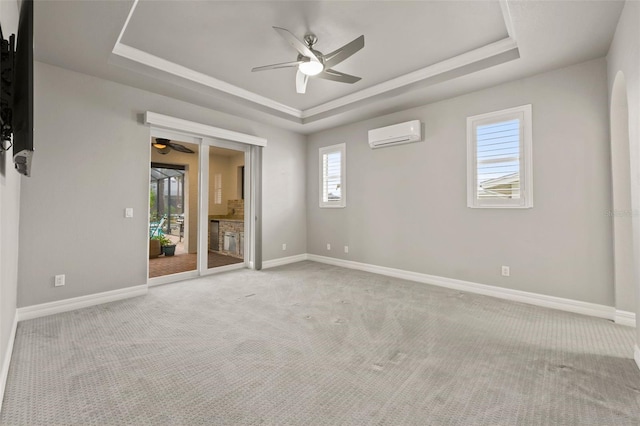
200,139,250,273
148,137,200,281
148,130,252,284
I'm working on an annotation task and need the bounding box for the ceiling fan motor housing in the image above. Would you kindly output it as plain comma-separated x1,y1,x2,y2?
303,34,318,48
251,27,365,93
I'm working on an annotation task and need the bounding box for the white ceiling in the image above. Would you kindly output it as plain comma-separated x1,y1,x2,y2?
33,0,624,134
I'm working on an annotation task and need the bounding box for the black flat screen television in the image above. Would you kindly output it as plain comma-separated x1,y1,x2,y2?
12,0,33,176
0,25,14,145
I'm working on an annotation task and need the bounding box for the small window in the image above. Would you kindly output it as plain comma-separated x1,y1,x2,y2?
467,104,533,208
319,143,346,208
214,173,222,205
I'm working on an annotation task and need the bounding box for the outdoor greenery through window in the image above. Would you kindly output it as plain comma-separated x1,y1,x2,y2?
467,105,533,208
149,163,186,237
319,143,346,208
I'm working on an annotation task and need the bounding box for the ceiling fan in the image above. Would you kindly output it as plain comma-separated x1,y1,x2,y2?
252,27,365,94
151,138,195,155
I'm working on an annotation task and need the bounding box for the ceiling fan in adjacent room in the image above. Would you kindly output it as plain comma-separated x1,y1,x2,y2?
252,27,365,94
151,138,195,155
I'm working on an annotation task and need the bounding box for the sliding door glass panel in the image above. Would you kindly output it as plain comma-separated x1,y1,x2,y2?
206,146,246,270
148,140,199,278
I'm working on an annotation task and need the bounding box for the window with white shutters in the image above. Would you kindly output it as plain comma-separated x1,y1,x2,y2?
319,143,346,208
467,105,533,208
214,173,222,205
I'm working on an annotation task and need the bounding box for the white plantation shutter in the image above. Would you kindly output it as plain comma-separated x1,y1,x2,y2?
319,143,346,208
214,173,222,205
467,105,533,208
323,152,341,202
476,119,521,199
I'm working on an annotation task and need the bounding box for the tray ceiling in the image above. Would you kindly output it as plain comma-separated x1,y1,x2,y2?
33,1,625,133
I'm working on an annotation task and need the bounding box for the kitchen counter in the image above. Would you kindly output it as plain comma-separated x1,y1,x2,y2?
209,216,244,223
209,217,245,258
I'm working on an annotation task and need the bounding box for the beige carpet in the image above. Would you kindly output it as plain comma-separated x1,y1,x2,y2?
2,261,639,425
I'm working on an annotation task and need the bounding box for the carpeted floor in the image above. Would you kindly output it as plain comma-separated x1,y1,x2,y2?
2,261,639,425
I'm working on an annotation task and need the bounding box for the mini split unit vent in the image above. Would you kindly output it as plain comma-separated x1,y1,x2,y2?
368,120,422,149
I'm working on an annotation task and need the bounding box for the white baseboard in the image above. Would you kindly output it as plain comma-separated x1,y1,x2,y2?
307,254,617,321
0,312,17,414
614,310,636,327
148,270,199,287
17,285,148,322
262,254,309,269
635,345,640,371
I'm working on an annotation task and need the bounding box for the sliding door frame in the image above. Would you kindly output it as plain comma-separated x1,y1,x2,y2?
145,112,266,285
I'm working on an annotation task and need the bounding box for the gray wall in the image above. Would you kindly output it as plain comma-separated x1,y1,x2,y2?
18,61,306,307
0,0,21,391
607,1,640,342
307,58,613,306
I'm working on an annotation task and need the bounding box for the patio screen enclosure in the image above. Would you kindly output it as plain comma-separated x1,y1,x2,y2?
150,163,186,238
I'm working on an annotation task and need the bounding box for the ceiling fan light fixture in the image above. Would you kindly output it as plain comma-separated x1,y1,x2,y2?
299,60,324,76
155,145,171,155
153,138,171,149
253,27,364,92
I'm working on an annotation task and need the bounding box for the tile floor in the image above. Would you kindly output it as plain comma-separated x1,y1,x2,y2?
148,251,243,278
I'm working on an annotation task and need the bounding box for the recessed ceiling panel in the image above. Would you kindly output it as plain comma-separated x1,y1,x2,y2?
121,0,508,110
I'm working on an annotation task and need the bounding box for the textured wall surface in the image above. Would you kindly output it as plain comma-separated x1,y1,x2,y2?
606,0,640,343
18,62,306,307
307,59,613,306
0,0,21,395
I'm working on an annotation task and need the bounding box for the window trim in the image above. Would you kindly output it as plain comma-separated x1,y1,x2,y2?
467,104,533,209
319,143,346,208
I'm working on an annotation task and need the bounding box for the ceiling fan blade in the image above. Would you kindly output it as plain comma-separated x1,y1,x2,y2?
323,35,365,69
168,142,195,154
252,60,303,72
316,69,362,84
273,26,319,61
296,70,309,94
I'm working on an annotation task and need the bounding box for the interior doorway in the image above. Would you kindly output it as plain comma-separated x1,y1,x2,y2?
610,71,635,316
144,112,265,281
146,127,258,284
148,138,199,279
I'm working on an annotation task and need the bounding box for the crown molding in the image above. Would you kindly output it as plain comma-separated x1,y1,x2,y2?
499,0,517,41
301,37,518,120
113,0,520,125
113,43,303,119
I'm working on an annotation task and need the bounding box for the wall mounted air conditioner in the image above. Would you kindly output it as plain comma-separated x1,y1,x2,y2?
368,120,422,149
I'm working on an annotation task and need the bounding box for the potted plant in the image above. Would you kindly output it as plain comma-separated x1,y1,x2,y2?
162,242,177,257
156,235,177,256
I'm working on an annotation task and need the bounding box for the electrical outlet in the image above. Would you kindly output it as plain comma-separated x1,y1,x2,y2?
327,243,331,251
54,274,65,287
501,266,510,277
282,243,287,251
344,245,349,253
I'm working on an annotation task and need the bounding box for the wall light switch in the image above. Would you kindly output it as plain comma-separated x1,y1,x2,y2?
327,243,331,251
125,208,134,218
344,246,349,253
282,243,287,251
